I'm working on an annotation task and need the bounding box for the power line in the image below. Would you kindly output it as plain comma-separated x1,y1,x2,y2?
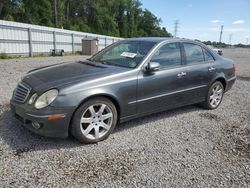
174,20,179,38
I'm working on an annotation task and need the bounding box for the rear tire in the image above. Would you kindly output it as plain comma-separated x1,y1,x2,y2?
71,97,118,143
202,81,224,110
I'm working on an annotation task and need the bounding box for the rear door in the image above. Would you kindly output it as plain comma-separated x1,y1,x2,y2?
180,42,216,102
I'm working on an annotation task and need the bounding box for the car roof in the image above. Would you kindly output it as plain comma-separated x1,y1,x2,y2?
123,37,221,59
125,37,194,43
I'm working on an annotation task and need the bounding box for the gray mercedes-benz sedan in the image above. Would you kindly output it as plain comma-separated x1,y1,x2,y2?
11,38,236,143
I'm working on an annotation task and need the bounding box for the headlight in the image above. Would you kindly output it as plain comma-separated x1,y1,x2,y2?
34,89,58,109
28,93,38,104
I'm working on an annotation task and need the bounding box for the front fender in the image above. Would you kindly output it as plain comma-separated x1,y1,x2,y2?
51,87,118,106
51,77,137,119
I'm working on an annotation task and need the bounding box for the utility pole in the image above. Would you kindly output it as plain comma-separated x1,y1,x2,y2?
174,20,179,38
54,0,58,28
219,25,223,43
228,34,232,45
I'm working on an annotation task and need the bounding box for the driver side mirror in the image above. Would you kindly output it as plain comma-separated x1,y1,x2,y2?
145,62,161,72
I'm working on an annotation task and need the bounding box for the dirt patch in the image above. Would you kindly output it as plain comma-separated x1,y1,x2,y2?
237,76,250,82
0,103,10,115
234,139,250,158
13,147,33,157
232,128,250,158
199,112,221,121
58,153,134,184
0,149,3,157
220,125,250,159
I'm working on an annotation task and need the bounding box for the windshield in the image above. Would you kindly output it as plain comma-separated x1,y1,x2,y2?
91,41,156,68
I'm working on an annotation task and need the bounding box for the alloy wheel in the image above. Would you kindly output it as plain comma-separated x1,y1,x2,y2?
80,103,113,140
209,84,223,108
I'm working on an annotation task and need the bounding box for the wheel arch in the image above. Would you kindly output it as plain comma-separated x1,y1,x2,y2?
213,77,227,90
68,94,121,133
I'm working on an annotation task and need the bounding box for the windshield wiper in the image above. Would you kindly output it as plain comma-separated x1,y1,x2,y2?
78,61,106,68
87,58,106,65
97,60,130,68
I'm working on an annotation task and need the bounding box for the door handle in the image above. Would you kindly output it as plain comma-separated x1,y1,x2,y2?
177,72,187,78
208,67,216,72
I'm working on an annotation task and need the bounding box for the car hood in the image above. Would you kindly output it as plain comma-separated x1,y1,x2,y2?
22,60,130,92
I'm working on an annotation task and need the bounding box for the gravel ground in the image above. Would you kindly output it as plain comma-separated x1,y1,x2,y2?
0,49,249,187
0,55,89,104
223,48,250,78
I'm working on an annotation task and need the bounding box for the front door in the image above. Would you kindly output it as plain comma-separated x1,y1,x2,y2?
136,42,190,114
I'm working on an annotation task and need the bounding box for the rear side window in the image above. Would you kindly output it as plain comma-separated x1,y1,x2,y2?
203,49,214,61
151,43,181,68
183,43,204,64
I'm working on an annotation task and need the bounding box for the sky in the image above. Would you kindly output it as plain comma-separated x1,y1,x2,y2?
140,0,250,44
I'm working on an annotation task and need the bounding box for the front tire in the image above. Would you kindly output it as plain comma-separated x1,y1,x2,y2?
202,81,224,110
71,97,118,143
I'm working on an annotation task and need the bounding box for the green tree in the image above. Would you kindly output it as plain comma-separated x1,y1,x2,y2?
20,0,54,26
0,0,172,37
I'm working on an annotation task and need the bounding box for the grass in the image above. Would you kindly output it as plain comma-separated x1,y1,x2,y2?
0,52,23,59
0,52,83,60
0,53,10,59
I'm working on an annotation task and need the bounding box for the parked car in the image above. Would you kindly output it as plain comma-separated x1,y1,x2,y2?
207,45,223,55
10,38,236,143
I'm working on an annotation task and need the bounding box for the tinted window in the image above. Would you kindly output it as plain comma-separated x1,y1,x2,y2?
151,43,181,68
183,43,204,64
203,49,214,61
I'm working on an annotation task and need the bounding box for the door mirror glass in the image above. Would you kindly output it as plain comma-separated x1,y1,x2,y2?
146,62,161,72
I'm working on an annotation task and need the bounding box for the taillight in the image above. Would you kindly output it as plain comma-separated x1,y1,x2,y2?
232,64,236,74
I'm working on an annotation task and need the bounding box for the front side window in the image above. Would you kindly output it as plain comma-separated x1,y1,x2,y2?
151,43,181,68
91,41,156,68
183,43,204,64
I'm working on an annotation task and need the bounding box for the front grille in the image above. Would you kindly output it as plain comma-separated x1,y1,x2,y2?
13,82,31,103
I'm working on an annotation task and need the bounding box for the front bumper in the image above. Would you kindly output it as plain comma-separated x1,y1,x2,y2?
10,100,75,138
